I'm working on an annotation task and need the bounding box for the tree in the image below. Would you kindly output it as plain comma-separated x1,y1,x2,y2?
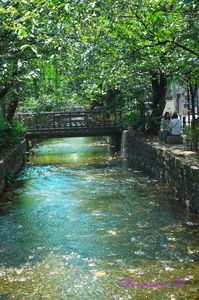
0,0,198,136
0,0,79,118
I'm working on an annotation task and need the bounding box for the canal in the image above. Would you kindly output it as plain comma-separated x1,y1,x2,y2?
0,137,198,299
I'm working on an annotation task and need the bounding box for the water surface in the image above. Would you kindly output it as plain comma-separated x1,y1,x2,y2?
0,137,198,299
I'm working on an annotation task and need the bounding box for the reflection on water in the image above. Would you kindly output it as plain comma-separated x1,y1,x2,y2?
0,137,199,299
30,137,109,166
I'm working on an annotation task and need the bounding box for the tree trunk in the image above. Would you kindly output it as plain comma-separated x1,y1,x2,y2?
6,90,19,122
189,80,198,152
147,72,167,134
0,86,9,118
189,81,198,124
5,60,21,121
0,86,9,101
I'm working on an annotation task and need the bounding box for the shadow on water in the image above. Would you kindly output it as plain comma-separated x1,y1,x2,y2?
0,137,199,299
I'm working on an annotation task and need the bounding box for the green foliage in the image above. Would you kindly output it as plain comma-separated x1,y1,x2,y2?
0,116,26,148
122,110,145,132
0,115,10,130
5,171,15,185
9,120,27,143
18,94,82,113
0,0,198,134
0,116,11,146
184,124,199,152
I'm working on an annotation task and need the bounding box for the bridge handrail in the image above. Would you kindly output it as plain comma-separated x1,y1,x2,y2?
16,108,121,115
17,109,122,131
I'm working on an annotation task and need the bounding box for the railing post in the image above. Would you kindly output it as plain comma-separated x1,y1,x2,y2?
69,112,72,128
53,113,55,128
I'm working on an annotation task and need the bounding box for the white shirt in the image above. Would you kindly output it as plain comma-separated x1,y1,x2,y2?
170,118,182,135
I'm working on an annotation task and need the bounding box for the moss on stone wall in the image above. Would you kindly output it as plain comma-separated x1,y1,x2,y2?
0,140,26,196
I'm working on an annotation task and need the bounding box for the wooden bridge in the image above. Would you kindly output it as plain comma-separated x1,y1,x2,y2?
17,108,123,146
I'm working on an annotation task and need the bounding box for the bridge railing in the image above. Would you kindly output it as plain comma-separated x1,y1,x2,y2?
17,109,122,132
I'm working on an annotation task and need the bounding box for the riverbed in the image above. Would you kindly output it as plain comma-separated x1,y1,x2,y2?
0,137,198,299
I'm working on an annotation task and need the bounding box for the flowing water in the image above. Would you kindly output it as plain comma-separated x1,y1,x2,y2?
0,137,198,300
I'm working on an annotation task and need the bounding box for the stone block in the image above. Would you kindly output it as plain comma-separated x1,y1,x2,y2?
167,135,182,144
159,131,168,143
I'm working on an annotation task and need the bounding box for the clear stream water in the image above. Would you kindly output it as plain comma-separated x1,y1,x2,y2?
0,137,198,300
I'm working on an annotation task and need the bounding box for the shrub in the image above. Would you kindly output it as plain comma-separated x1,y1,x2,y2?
0,116,11,147
0,116,26,149
184,123,199,152
5,170,15,185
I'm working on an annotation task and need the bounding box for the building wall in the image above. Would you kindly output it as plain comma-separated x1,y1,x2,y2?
165,81,199,119
165,82,186,116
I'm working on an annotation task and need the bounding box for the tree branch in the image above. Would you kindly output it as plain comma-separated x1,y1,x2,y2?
129,10,199,57
172,41,199,57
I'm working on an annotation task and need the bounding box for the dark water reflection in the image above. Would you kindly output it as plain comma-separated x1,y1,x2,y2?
0,137,198,299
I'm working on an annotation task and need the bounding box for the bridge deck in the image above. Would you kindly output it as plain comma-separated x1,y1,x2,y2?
17,109,123,138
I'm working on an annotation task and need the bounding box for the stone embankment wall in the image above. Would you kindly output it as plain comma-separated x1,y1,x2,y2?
0,140,26,196
121,130,199,213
